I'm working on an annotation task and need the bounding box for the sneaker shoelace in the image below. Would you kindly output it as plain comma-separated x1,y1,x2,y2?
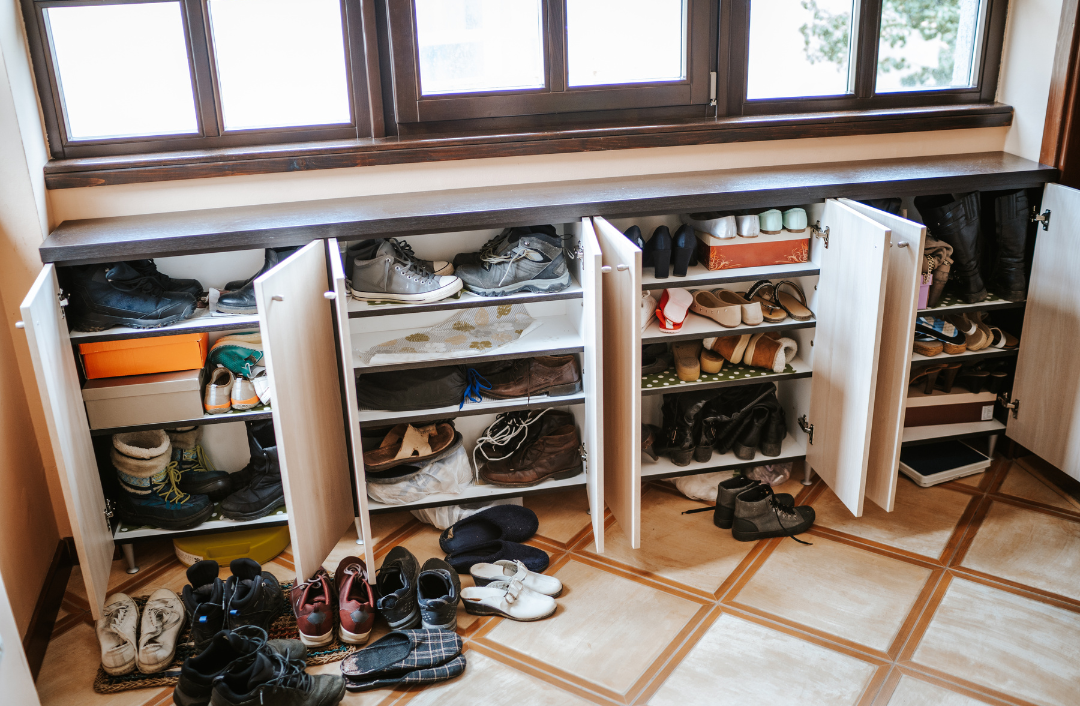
389,240,439,285
762,487,812,546
156,462,192,505
390,239,435,273
471,409,553,481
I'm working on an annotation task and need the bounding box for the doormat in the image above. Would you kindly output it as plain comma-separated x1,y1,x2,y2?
93,583,359,694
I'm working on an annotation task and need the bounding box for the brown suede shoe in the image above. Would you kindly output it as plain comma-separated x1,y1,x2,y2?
478,412,583,487
476,355,582,399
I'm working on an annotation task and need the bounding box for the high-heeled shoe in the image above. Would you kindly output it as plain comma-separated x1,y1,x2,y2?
644,226,672,278
935,363,962,393
956,364,990,393
910,364,947,394
624,225,644,249
672,224,697,277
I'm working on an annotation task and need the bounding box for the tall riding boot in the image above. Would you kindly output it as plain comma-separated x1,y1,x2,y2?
220,420,285,520
669,391,716,467
989,190,1030,301
915,193,987,303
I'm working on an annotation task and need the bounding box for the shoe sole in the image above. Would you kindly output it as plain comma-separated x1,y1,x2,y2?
213,304,258,315
731,525,813,542
483,379,582,400
101,659,136,676
421,615,458,631
74,304,196,332
116,504,214,531
219,495,285,521
298,630,335,648
481,464,583,488
338,624,372,645
385,606,421,630
461,271,571,297
172,684,207,706
349,278,463,304
462,602,555,621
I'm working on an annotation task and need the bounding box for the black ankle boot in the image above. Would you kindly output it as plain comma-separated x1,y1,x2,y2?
733,406,769,460
915,193,987,303
218,247,298,315
221,420,285,520
128,259,204,299
67,262,197,332
760,399,787,457
669,391,715,466
989,190,1030,301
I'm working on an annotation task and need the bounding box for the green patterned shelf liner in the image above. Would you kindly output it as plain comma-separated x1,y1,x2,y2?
114,503,287,534
642,361,800,389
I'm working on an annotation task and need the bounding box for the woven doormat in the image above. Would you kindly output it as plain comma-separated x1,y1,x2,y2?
93,583,359,694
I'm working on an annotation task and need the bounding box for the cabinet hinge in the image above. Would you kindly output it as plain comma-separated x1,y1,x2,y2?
798,415,814,445
57,291,69,319
103,498,114,521
1031,208,1051,231
579,443,588,475
998,393,1019,419
811,222,830,249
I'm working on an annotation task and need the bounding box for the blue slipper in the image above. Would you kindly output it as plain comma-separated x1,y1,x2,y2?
438,505,539,554
444,540,548,574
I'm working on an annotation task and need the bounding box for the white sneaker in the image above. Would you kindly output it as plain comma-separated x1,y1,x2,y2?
470,560,563,597
461,579,556,621
251,367,271,406
135,588,185,674
96,593,138,675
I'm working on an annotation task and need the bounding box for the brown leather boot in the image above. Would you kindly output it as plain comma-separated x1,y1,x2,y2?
476,355,582,399
479,413,583,487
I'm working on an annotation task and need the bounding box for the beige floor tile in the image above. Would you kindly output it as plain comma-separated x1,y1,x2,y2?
524,488,593,546
959,501,1080,601
813,476,971,558
885,674,993,706
997,463,1080,512
582,485,755,594
406,651,597,706
910,578,1080,706
648,613,878,706
482,558,703,694
323,524,371,575
370,511,419,548
734,536,933,652
953,472,987,488
307,661,399,706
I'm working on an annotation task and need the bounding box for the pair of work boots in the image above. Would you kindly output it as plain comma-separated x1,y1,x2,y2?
712,476,815,542
66,259,204,331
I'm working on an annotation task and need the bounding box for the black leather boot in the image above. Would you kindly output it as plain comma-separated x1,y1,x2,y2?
712,383,776,455
760,400,788,457
858,197,902,215
989,190,1030,301
669,391,715,466
128,259,204,299
221,420,285,520
732,406,769,460
218,247,298,315
66,262,197,331
915,193,987,303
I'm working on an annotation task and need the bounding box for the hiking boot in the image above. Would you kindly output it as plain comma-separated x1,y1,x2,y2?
174,626,305,706
476,410,583,487
290,569,336,648
915,193,987,303
67,262,197,331
128,259,204,300
111,430,213,530
375,547,421,630
210,651,344,706
220,420,284,521
454,230,571,296
217,248,298,315
988,189,1031,301
475,355,582,399
136,588,186,674
731,484,814,542
334,556,375,645
349,239,462,303
345,238,453,278
452,226,557,267
713,476,793,530
168,427,232,500
182,560,226,652
225,558,285,632
417,558,460,632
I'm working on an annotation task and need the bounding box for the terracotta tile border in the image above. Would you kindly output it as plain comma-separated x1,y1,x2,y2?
629,604,723,705
890,665,1021,706
984,492,1080,522
372,519,424,559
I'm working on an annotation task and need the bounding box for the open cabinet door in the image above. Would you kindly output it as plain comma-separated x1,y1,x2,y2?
1008,183,1080,480
255,243,355,582
20,266,113,618
328,239,376,572
578,219,606,552
591,217,641,547
806,200,891,517
840,200,924,511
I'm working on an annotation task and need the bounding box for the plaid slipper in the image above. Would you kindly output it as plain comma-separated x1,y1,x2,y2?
340,629,464,692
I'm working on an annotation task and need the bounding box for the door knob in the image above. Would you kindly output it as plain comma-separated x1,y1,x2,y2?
616,264,629,271
14,321,24,329
271,295,284,302
601,266,612,274
324,291,337,300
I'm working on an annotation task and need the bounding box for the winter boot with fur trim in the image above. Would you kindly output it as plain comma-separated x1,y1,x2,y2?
167,426,233,500
112,430,213,530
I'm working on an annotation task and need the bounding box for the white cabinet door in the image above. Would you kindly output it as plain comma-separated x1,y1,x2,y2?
591,216,642,547
840,199,925,512
1008,183,1080,480
328,239,376,572
806,200,892,517
578,219,606,552
254,243,355,582
20,265,113,618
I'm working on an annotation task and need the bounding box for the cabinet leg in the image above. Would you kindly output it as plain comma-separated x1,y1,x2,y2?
987,434,1000,459
802,462,814,486
354,517,365,546
121,544,139,574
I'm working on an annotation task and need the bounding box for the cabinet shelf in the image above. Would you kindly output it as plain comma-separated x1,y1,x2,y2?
641,435,807,480
901,419,1006,446
919,291,1025,316
641,356,812,397
348,281,583,318
641,315,815,344
69,308,260,343
113,508,288,543
89,407,272,436
910,347,1019,366
356,391,585,428
641,262,819,292
366,472,588,514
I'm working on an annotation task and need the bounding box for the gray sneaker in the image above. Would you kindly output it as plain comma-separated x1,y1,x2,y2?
417,558,460,631
454,231,571,296
345,239,453,278
731,484,815,542
349,240,462,303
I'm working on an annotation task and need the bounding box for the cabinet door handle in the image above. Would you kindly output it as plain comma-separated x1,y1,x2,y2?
616,264,629,271
601,266,612,274
271,295,284,302
324,291,337,300
14,321,24,329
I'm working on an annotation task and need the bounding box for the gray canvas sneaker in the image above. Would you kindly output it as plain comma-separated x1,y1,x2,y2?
349,240,462,304
345,239,453,278
454,231,571,296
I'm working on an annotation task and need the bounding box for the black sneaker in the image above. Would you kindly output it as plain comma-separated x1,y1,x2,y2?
128,259,204,300
375,547,421,630
66,262,197,332
173,626,305,706
225,558,284,632
220,420,284,521
417,558,460,631
181,560,226,652
210,650,344,706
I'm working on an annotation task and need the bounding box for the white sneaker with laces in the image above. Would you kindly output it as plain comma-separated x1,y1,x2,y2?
96,593,138,675
470,560,562,597
461,579,556,621
135,588,185,673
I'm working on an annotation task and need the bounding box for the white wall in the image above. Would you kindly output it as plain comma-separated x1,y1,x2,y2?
999,0,1065,160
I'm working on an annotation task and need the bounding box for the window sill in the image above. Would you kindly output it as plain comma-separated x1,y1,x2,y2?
43,103,1013,189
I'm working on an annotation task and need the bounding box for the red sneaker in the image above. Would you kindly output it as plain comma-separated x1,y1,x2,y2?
290,568,336,647
334,556,375,645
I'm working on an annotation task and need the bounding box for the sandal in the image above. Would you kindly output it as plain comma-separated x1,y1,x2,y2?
974,312,1019,349
363,422,459,472
671,341,702,382
915,316,967,355
744,280,788,323
773,281,814,321
688,290,741,328
936,362,963,393
913,334,944,357
910,364,947,395
656,288,693,333
710,289,763,325
944,313,989,352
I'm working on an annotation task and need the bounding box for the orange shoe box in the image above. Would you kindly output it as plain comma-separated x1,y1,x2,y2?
79,333,208,379
695,230,810,270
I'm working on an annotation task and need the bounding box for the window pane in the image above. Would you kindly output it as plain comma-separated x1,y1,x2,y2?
45,2,197,140
415,0,545,95
876,0,984,93
747,0,856,100
567,0,686,87
208,0,351,130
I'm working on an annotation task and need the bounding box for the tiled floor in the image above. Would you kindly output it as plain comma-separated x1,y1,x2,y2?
38,455,1080,706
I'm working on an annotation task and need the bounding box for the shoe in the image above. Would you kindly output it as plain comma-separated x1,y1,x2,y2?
207,333,264,379
340,630,465,692
641,290,658,330
225,558,284,632
174,626,305,706
642,423,660,461
445,539,549,575
915,316,967,355
732,406,769,460
689,290,741,328
204,366,235,415
211,650,345,706
760,400,788,457
700,347,725,374
706,333,750,365
710,289,763,325
641,343,672,375
671,224,698,276
349,239,462,303
680,213,737,239
291,569,336,648
136,588,186,674
656,287,693,333
910,364,947,395
182,560,227,652
97,593,138,675
461,580,556,621
915,193,987,303
67,262,197,332
706,383,778,455
220,420,285,521
438,505,540,553
744,281,788,323
988,190,1030,301
362,423,460,472
376,547,422,630
251,369,271,406
740,332,798,373
478,412,582,487
470,559,562,597
736,214,760,238
667,390,717,466
217,248,298,315
731,484,815,542
912,334,944,357
112,430,213,530
643,226,673,277
231,377,261,411
454,230,571,296
935,362,963,393
128,260,204,299
782,208,808,233
476,355,582,399
671,340,702,382
345,238,453,278
453,226,553,268
713,477,795,530
417,558,461,631
623,225,644,248
334,556,375,645
168,427,232,500
944,313,989,351
758,209,783,234
772,281,814,321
